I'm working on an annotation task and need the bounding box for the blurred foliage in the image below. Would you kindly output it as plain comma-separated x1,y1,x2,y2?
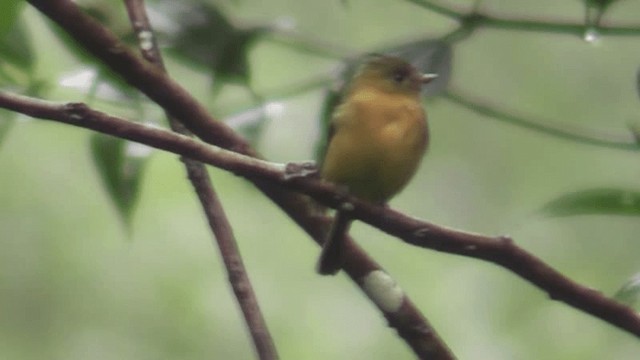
0,13,45,147
1,0,640,359
90,133,151,229
42,1,143,105
542,188,640,217
583,0,622,27
636,67,640,102
222,102,268,145
614,273,640,311
0,1,23,36
0,21,34,88
152,0,266,89
49,23,141,105
73,0,268,95
630,121,640,144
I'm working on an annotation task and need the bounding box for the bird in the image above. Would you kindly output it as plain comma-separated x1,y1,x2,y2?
316,54,436,275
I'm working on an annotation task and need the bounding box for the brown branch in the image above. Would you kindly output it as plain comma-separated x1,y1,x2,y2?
26,0,454,358
122,1,278,359
2,90,640,342
184,160,280,360
19,0,640,348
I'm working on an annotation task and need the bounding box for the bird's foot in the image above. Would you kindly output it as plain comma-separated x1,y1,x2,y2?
283,161,319,180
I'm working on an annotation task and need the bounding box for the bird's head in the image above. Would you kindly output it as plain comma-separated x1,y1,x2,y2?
350,55,437,96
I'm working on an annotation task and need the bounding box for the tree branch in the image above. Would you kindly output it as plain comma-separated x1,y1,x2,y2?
2,90,640,341
26,1,454,358
123,1,278,359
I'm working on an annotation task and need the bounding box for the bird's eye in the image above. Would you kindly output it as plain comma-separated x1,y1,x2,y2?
393,71,406,83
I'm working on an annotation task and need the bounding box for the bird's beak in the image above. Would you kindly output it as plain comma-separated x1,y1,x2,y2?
421,73,438,84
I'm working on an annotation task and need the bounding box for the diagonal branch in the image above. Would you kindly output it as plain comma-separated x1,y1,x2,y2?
2,89,455,359
1,90,640,341
123,1,278,359
26,0,454,358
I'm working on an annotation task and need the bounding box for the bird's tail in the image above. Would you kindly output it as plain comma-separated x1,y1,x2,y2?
316,210,353,275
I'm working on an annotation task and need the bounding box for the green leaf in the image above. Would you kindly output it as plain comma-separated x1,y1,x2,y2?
0,1,23,37
154,1,264,85
614,273,640,311
0,20,34,78
542,188,640,217
90,134,151,228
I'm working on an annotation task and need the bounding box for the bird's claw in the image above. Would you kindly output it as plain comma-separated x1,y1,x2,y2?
283,161,319,180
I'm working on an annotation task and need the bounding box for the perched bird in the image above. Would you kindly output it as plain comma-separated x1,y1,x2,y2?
316,55,436,275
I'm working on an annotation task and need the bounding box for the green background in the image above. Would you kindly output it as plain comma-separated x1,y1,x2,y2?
1,1,639,359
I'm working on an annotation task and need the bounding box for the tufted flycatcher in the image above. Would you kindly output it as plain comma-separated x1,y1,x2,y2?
316,55,436,275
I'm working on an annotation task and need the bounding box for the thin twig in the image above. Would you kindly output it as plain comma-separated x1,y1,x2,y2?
403,0,463,20
264,29,352,59
4,89,456,359
405,0,640,36
481,15,640,37
26,1,454,358
223,72,335,118
123,1,278,359
444,90,639,151
1,90,640,341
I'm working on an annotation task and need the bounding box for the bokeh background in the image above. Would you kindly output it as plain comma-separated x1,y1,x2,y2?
1,0,640,359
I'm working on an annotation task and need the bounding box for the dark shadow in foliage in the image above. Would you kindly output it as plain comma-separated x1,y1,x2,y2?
153,0,267,92
90,133,151,231
542,188,640,217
